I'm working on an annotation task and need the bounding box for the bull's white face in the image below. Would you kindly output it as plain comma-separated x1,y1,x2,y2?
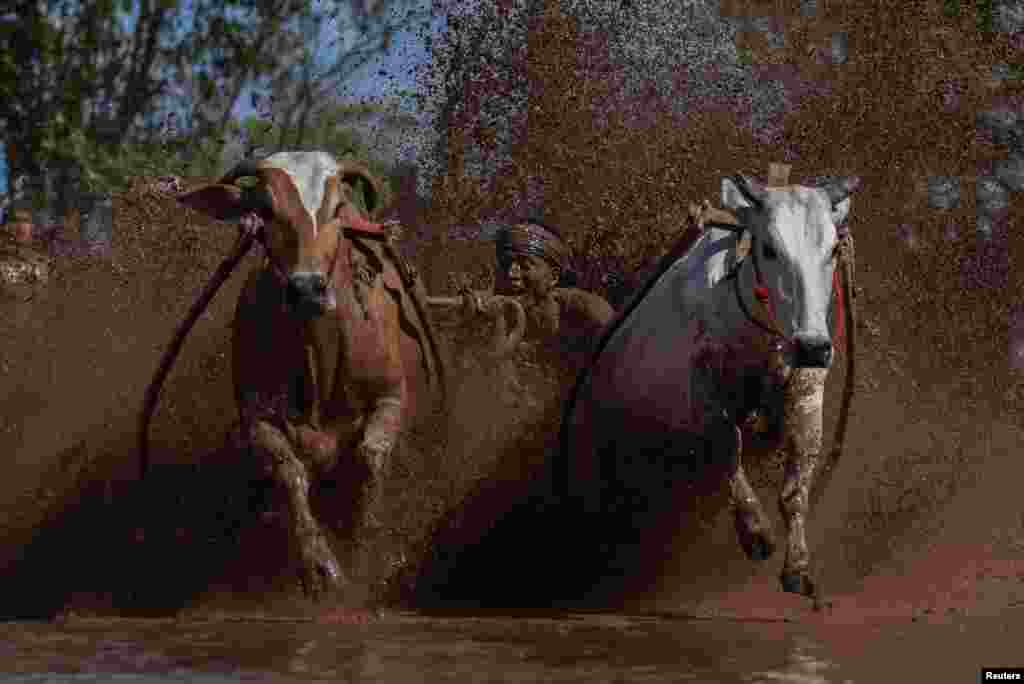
721,176,854,368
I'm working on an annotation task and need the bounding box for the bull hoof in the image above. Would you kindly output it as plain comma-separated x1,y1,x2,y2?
734,510,776,562
779,569,816,598
298,532,346,599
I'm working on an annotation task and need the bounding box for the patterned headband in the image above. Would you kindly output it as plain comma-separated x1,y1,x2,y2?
496,223,570,272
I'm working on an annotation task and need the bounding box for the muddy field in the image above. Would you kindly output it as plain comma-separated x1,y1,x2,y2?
2,0,1024,621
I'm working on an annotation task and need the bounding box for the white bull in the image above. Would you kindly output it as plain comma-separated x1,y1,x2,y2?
561,173,860,605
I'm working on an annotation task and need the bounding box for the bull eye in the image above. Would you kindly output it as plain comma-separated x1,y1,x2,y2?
762,243,778,260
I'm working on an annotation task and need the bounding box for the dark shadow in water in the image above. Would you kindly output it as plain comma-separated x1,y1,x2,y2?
0,447,282,620
410,397,737,612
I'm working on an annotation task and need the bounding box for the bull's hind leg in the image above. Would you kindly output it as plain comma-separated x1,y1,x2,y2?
250,419,346,597
728,425,776,562
777,368,828,601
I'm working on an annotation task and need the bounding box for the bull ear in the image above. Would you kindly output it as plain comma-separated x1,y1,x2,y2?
831,196,852,226
178,184,249,222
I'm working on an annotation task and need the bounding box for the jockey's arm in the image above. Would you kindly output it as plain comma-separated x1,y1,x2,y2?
554,287,615,330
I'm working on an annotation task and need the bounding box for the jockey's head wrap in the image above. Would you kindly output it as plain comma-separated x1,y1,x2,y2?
496,220,570,277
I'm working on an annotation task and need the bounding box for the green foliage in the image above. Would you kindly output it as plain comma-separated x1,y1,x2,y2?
942,0,960,18
56,125,228,195
977,0,994,33
3,0,421,210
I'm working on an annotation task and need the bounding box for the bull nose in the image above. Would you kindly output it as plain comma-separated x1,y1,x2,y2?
286,272,328,318
793,336,832,368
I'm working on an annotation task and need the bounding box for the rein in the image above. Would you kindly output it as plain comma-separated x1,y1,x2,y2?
726,233,790,343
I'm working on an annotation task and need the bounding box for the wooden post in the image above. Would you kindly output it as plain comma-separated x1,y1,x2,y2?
767,162,791,187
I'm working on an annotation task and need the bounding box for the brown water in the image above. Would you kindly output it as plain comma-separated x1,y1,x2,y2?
2,609,1021,683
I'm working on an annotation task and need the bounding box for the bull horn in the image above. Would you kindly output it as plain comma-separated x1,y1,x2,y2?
218,159,274,213
340,162,385,219
824,176,861,207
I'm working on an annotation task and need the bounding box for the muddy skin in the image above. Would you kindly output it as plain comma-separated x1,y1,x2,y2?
249,419,346,598
727,425,777,563
494,254,614,370
722,364,829,604
355,403,400,539
777,368,828,602
504,254,613,341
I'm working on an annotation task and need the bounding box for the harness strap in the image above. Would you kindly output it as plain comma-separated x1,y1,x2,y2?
730,259,787,340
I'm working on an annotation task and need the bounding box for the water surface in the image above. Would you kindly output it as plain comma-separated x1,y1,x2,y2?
2,608,1021,683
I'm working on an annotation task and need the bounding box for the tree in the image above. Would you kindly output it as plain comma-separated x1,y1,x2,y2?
256,0,429,156
0,0,428,202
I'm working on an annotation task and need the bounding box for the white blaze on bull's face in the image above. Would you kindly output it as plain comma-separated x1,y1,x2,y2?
721,178,851,356
257,151,353,319
263,151,342,239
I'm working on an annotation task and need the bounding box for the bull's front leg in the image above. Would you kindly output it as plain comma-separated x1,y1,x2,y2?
777,368,828,601
729,425,776,562
356,389,405,539
250,419,346,597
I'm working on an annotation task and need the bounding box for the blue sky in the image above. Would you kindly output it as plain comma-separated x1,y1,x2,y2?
234,3,437,120
0,1,435,198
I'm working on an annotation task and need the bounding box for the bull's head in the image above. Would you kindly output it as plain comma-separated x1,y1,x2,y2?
721,174,860,369
177,152,382,320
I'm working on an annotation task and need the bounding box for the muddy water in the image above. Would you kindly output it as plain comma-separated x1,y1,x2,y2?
2,609,1021,683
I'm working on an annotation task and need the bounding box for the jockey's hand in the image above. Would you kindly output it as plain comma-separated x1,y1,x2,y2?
458,285,488,318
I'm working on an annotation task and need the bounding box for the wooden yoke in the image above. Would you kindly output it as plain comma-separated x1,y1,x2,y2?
767,162,791,188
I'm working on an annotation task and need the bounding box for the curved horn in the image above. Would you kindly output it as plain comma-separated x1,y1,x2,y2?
219,159,266,184
824,176,861,207
731,173,766,209
137,228,258,482
219,159,274,213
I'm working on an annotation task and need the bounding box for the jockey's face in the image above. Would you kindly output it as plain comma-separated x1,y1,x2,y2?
505,253,556,297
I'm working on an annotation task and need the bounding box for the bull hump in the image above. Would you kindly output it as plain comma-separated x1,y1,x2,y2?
263,151,342,232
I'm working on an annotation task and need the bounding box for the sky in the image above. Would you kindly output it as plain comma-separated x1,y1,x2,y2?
0,0,437,199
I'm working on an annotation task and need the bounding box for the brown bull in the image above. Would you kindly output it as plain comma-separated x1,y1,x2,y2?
139,151,448,596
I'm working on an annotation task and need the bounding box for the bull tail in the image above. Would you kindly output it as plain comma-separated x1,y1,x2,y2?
137,229,258,482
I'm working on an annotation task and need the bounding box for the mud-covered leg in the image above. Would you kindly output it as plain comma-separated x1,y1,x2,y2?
728,425,776,562
251,419,345,597
777,368,828,601
357,396,403,540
